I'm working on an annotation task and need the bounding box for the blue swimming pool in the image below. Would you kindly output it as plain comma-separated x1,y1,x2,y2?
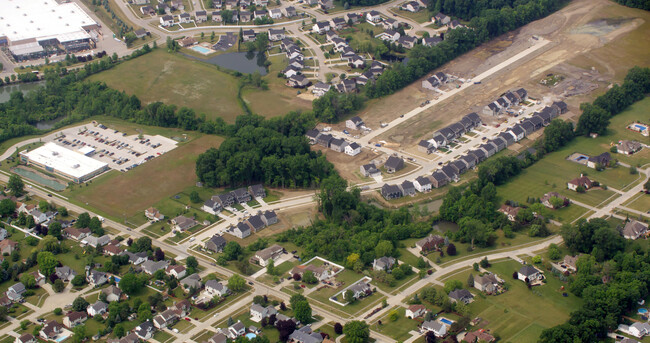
439,318,454,325
190,45,213,54
245,333,257,340
639,308,648,314
634,124,648,131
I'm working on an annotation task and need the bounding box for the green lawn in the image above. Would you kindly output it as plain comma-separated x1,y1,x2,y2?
624,192,650,213
391,8,432,23
370,307,420,341
153,330,175,343
440,259,583,342
89,49,242,122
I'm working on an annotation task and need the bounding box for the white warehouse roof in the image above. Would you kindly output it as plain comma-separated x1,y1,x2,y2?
0,0,96,44
22,143,107,179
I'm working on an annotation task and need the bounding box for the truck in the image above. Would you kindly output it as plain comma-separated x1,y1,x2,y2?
375,143,381,147
474,81,481,84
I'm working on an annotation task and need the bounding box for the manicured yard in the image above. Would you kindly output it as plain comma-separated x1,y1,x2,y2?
440,259,583,342
391,8,432,23
370,306,421,341
625,193,650,214
153,330,175,343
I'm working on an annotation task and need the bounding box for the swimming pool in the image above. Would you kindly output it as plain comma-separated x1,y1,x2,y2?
439,318,454,325
634,124,648,131
55,334,70,342
245,333,257,340
190,45,213,54
639,308,648,314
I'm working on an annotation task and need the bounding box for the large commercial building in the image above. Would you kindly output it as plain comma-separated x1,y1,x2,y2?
0,0,100,61
20,143,109,183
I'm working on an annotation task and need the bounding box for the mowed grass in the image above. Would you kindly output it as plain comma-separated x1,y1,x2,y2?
441,259,583,343
67,134,223,220
89,49,243,122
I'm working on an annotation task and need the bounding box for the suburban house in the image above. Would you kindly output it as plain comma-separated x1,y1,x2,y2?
203,196,223,214
474,273,500,294
63,311,88,328
289,327,323,343
290,265,329,281
346,282,372,299
422,36,443,47
135,321,155,340
421,320,447,337
232,222,252,239
312,82,331,97
166,265,187,279
406,304,427,318
55,266,77,282
413,176,432,192
172,215,197,231
141,260,169,275
346,116,364,130
618,140,642,155
430,171,449,188
82,235,111,248
246,214,266,233
541,192,569,209
153,309,179,329
261,210,278,226
366,10,381,22
498,204,520,222
463,330,496,342
253,10,268,19
86,270,108,287
269,8,283,19
372,256,396,271
205,280,229,297
416,234,445,252
518,265,543,283
400,180,416,196
345,142,361,156
567,175,594,191
253,244,284,267
195,10,208,22
102,285,122,302
178,12,191,23
377,29,400,42
227,321,246,339
124,251,148,265
288,74,311,88
17,334,36,343
248,184,266,199
622,220,649,240
417,140,435,154
6,282,25,301
336,79,357,93
587,152,611,169
403,1,420,12
232,188,252,203
205,235,227,253
181,273,202,292
313,21,331,34
449,289,474,304
345,13,361,24
397,35,417,49
433,12,450,25
160,15,174,27
240,11,252,22
250,304,278,322
330,17,346,29
145,207,164,222
282,6,297,17
441,164,459,182
87,301,108,317
360,163,380,177
103,244,122,257
382,17,398,29
381,184,403,200
0,239,18,255
39,320,63,341
384,156,404,173
330,138,349,152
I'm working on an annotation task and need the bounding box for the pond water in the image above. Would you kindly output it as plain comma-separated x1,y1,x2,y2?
433,221,460,233
34,116,66,130
0,81,45,103
183,51,268,75
12,167,67,191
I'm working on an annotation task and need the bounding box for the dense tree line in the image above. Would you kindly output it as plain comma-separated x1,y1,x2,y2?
365,0,566,99
195,112,334,188
539,221,650,342
576,66,650,136
611,0,650,10
312,90,364,123
278,177,431,262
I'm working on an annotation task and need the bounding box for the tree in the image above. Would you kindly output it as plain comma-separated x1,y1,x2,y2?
290,294,307,309
277,319,297,341
347,253,360,267
132,237,152,253
58,207,68,217
457,218,489,249
446,243,457,256
190,191,201,203
293,300,312,323
154,247,165,261
548,243,561,260
228,274,246,292
72,297,89,311
266,259,276,275
114,324,125,338
303,270,318,284
53,279,65,293
186,256,199,271
0,199,16,217
48,221,62,240
334,322,343,334
480,257,489,268
54,308,63,315
37,252,58,276
420,286,437,303
75,213,91,228
467,273,474,288
223,241,243,260
20,274,36,289
119,273,146,295
71,325,87,343
576,103,610,136
71,275,86,287
375,240,393,258
138,303,153,321
292,273,301,281
443,280,463,294
343,321,370,343
88,217,104,236
8,174,24,196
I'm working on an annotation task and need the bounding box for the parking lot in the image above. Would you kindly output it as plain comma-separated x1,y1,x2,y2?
51,123,179,172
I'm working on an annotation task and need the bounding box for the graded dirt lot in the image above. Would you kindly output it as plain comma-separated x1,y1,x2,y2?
312,145,382,184
361,0,650,148
68,134,224,219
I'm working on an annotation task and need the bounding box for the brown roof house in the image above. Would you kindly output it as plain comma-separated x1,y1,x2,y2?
622,220,649,240
567,175,594,191
39,320,64,341
0,239,18,255
291,265,329,281
415,235,444,253
541,192,569,209
473,273,500,294
498,204,520,222
63,311,88,328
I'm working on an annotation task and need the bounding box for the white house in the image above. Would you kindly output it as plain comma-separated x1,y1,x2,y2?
160,15,174,27
205,280,229,297
413,176,432,192
517,265,542,282
421,321,446,337
405,304,426,318
344,142,361,156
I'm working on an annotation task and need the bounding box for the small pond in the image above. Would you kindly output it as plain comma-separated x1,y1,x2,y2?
183,51,268,75
34,116,66,130
0,81,45,103
12,167,67,191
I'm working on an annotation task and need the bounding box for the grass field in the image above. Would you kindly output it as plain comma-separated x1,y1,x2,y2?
66,134,223,221
391,8,432,23
441,259,583,342
242,55,313,118
89,49,243,122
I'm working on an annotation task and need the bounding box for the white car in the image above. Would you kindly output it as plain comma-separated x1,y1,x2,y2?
189,237,195,242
